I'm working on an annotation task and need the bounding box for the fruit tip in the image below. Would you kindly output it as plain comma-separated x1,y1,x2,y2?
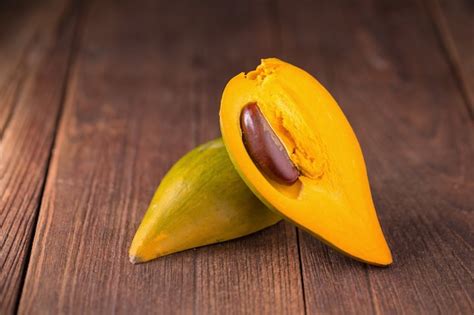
129,255,142,264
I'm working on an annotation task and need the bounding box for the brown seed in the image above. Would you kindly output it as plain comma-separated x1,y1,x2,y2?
240,103,299,185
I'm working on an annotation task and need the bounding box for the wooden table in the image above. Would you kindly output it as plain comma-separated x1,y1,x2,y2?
1,0,472,313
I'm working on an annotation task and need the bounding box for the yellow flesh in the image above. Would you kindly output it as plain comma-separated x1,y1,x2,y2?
220,58,392,265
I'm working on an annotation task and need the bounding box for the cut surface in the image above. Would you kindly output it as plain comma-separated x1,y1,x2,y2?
219,58,392,266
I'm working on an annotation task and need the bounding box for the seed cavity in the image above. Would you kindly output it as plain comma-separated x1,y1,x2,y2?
240,103,299,185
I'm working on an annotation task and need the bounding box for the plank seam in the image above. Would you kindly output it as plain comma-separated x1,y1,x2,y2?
423,0,474,120
295,230,307,315
192,73,200,315
273,0,306,312
13,1,84,313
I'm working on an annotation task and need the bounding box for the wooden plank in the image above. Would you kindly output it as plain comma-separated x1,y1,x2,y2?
0,0,71,138
278,0,473,313
425,0,474,117
19,0,305,313
0,0,77,313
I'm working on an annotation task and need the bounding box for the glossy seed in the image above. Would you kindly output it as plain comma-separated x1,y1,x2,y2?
240,103,299,185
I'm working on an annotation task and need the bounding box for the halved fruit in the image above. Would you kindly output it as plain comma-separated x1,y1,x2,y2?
129,138,280,263
219,58,392,266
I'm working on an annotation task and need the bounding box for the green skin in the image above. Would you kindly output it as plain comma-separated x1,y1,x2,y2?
129,138,281,263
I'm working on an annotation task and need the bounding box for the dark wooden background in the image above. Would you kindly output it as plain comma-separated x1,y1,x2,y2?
0,0,472,314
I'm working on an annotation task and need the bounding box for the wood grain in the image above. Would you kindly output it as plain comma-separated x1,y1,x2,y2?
425,0,474,117
277,0,473,313
0,0,77,313
18,0,304,314
2,0,470,313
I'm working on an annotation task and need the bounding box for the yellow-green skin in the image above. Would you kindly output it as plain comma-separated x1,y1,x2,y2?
129,138,281,263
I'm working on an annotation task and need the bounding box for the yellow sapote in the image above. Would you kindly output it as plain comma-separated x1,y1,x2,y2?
129,139,280,263
219,58,392,266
